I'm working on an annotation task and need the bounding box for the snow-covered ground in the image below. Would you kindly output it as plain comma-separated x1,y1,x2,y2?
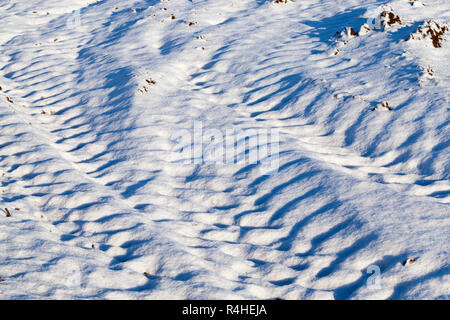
0,0,448,299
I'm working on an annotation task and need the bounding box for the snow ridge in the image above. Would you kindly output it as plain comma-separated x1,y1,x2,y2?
0,0,449,299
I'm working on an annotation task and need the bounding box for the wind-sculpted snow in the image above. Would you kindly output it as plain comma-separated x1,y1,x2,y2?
0,0,448,299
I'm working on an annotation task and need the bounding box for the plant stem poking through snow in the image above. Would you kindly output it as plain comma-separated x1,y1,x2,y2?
403,258,417,266
410,20,449,48
381,101,393,111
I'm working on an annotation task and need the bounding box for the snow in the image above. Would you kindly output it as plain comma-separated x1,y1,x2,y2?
0,0,449,299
